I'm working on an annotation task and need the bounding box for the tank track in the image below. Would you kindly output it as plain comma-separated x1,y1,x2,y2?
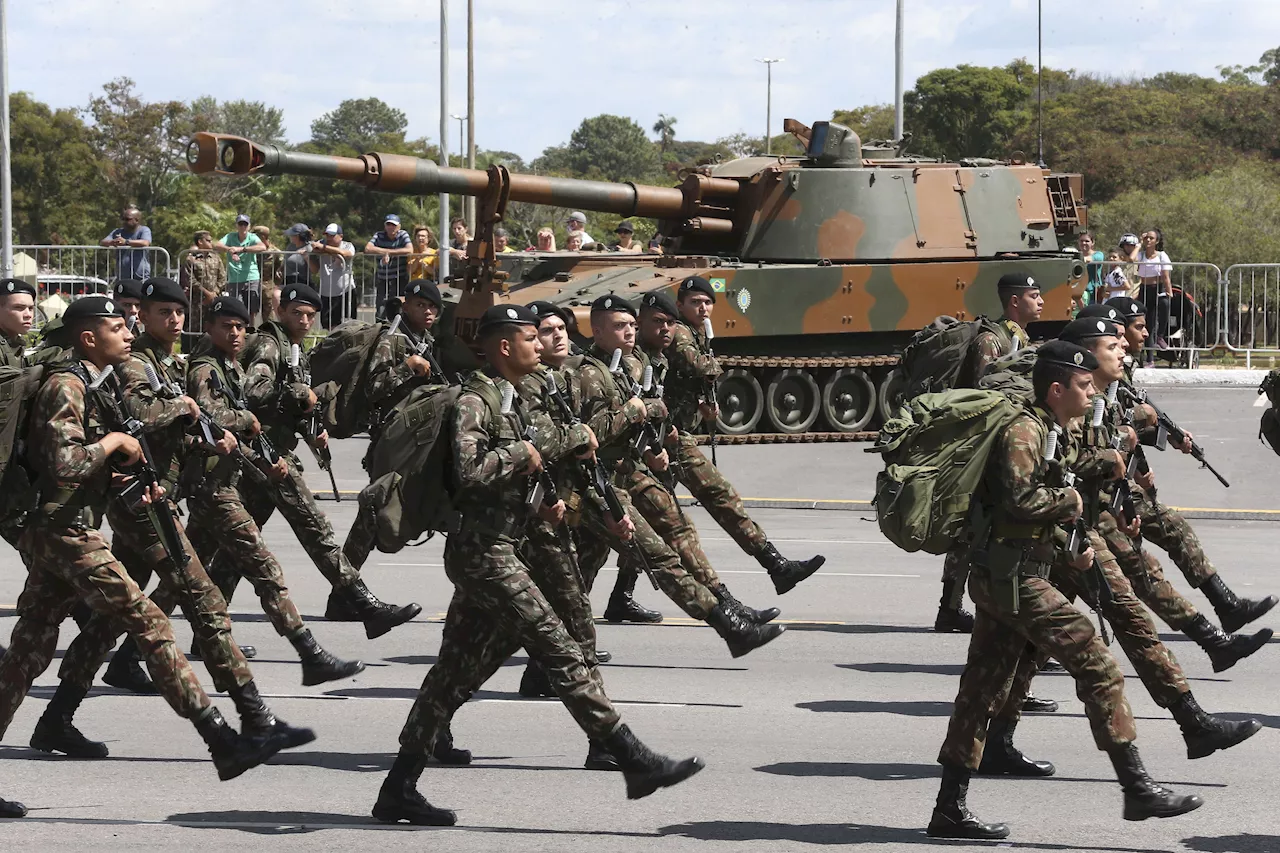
690,431,878,444
718,355,900,369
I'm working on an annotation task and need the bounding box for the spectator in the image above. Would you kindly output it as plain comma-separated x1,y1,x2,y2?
365,213,413,312
408,225,439,281
448,217,471,261
611,221,642,253
179,229,227,339
1102,250,1132,302
282,223,314,285
1077,232,1104,305
564,211,595,245
215,214,266,320
310,223,356,330
100,206,153,281
252,225,284,324
564,232,585,252
494,227,516,253
531,227,556,252
646,236,664,255
1137,227,1173,359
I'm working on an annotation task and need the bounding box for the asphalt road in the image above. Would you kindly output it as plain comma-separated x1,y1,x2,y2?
0,385,1277,852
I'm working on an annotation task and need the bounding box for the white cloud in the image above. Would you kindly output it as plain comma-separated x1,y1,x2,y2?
8,0,1280,162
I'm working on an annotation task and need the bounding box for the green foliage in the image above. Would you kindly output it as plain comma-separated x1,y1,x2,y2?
536,114,661,183
309,98,409,153
9,93,106,244
831,105,896,141
83,77,189,213
903,64,1031,160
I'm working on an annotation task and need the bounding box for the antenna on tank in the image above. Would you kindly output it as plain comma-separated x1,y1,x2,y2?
894,0,904,144
1036,0,1045,168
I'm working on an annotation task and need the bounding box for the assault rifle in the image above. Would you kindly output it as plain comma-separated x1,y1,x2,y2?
289,343,340,501
543,370,659,590
702,317,718,466
141,362,255,471
206,372,281,466
1119,384,1229,488
88,364,188,569
1064,471,1111,646
387,314,458,386
609,349,685,514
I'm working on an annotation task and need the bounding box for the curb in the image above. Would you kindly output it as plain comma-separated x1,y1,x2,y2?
1133,368,1268,386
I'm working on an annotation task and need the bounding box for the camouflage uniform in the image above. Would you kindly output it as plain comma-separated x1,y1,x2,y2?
938,405,1135,771
396,368,621,753
179,250,227,335
239,321,359,590
57,344,253,694
364,322,436,431
0,364,212,738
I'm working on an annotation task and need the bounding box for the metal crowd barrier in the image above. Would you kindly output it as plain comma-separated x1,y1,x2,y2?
16,244,173,324
1220,264,1280,365
1094,260,1223,368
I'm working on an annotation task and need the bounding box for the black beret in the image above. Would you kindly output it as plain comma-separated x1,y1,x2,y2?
140,276,189,308
639,289,679,319
678,275,716,303
0,278,35,299
1059,317,1121,345
477,303,539,336
405,281,443,308
209,296,251,324
279,283,321,309
1036,339,1098,371
63,294,123,325
527,300,575,328
996,271,1038,292
1076,303,1123,324
590,293,636,317
1105,297,1146,322
112,278,145,300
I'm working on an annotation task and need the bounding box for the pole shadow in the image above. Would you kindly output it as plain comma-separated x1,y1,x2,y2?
752,761,1225,788
1182,835,1280,853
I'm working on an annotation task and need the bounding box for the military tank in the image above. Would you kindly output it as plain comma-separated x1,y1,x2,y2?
187,119,1087,441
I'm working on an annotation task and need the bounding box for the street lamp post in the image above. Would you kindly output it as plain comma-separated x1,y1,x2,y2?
450,114,467,165
438,0,449,282
756,58,783,155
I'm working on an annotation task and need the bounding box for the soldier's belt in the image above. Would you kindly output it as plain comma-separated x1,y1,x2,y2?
38,503,102,530
991,521,1048,540
455,507,526,541
1020,560,1052,579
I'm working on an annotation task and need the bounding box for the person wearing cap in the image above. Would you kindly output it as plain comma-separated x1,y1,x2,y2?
0,295,303,808
666,276,827,596
310,223,356,330
99,206,153,282
216,214,266,320
934,271,1046,634
565,211,595,246
1103,296,1279,635
365,214,414,311
180,231,228,343
111,278,145,330
573,293,786,654
238,283,422,640
281,224,315,289
373,302,703,827
0,278,36,367
930,338,1203,841
611,221,642,253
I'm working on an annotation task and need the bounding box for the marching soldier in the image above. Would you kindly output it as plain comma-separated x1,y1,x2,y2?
0,296,299,817
373,304,703,826
937,271,1042,633
0,278,37,665
363,281,446,429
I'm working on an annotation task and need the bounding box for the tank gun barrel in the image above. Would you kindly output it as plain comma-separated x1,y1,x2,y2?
186,131,703,220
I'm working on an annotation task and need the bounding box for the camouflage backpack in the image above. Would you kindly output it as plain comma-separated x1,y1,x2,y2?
976,345,1039,403
0,355,73,527
308,319,393,439
358,383,462,552
1258,370,1280,456
867,389,1024,554
892,315,1007,401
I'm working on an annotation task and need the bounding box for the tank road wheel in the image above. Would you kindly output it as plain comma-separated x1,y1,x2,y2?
766,368,821,434
820,368,876,432
715,368,764,436
877,371,905,423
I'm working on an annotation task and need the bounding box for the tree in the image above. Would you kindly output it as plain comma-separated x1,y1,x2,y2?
9,92,107,244
309,98,409,153
903,64,1031,159
552,114,662,183
83,77,188,213
652,114,677,155
831,105,895,141
186,96,286,146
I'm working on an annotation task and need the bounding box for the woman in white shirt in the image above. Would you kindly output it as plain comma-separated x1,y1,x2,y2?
1103,250,1133,301
1137,228,1172,360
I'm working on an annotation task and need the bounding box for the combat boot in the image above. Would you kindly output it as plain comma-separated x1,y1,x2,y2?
1182,613,1272,672
1168,691,1262,759
933,579,974,633
228,681,316,752
712,583,780,625
325,579,422,639
976,718,1055,777
585,739,621,771
518,661,556,698
603,568,662,623
603,722,703,799
195,707,284,781
1107,743,1203,820
188,638,257,660
596,650,613,664
0,796,25,818
288,628,366,686
372,750,457,826
30,683,109,759
102,638,158,695
925,764,1010,839
1199,574,1278,635
1020,695,1059,713
430,723,471,765
755,542,824,595
706,604,786,658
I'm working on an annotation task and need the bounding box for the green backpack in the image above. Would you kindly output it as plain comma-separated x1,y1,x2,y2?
867,389,1024,554
976,345,1039,402
892,315,1006,402
1258,370,1280,456
310,319,393,439
358,383,462,553
0,360,62,526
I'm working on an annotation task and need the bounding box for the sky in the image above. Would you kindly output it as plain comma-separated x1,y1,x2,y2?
8,0,1280,161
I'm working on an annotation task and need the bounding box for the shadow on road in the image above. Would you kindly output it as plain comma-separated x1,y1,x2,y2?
658,820,1176,850
797,699,1171,724
1182,835,1280,853
752,761,1226,788
838,662,964,677
787,624,936,635
163,811,658,838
